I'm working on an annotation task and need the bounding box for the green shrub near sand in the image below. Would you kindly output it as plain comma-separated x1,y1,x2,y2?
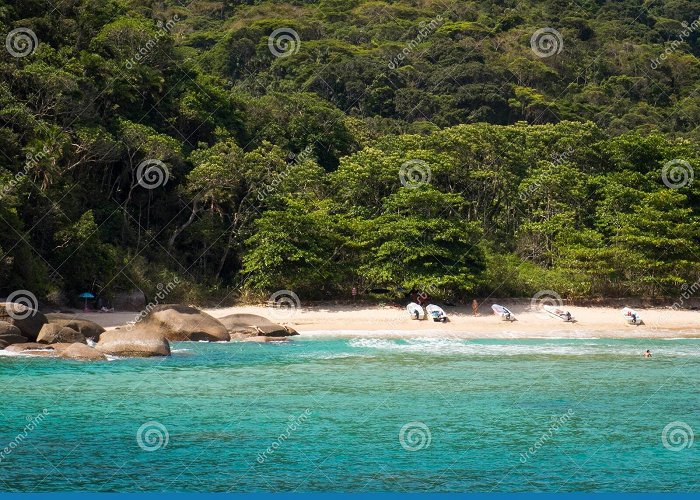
1,1,699,303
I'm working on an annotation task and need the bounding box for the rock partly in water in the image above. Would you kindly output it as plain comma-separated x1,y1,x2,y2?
3,342,55,353
218,313,299,338
242,335,291,342
37,323,86,344
0,334,29,349
0,322,28,348
58,343,106,361
0,303,48,341
44,313,105,341
96,329,171,357
140,304,230,342
49,343,78,351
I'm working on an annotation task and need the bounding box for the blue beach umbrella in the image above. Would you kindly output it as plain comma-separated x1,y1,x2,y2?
79,292,95,310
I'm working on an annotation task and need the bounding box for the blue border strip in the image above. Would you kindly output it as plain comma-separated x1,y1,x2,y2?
1,494,700,499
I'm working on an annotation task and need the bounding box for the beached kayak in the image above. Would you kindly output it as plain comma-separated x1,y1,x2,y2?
492,304,516,321
426,304,447,322
543,304,575,322
622,307,643,325
406,302,425,320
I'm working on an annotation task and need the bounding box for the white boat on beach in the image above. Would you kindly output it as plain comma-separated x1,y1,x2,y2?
406,302,425,320
543,304,575,322
426,304,447,323
622,307,643,325
491,304,516,321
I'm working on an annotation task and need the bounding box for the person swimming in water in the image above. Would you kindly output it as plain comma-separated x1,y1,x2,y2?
644,350,652,358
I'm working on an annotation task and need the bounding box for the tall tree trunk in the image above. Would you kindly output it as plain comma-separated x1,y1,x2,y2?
168,198,200,251
214,229,236,281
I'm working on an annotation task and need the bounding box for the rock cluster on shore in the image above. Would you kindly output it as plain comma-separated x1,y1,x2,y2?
0,302,297,361
218,313,299,339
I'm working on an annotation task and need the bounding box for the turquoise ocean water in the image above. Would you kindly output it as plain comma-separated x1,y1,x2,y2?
0,337,698,492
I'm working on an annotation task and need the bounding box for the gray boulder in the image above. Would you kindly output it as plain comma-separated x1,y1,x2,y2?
58,343,106,361
96,328,171,357
0,303,48,341
45,313,105,340
37,323,86,344
0,321,29,348
4,342,53,353
218,313,299,338
140,304,230,342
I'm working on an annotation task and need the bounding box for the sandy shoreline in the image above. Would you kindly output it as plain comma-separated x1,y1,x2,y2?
74,304,700,339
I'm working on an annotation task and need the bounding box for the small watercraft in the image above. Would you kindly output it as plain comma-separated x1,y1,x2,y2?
492,304,516,321
622,307,643,325
426,304,447,323
406,302,425,320
543,304,575,322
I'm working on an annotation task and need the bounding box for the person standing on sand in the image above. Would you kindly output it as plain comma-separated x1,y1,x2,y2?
472,299,479,316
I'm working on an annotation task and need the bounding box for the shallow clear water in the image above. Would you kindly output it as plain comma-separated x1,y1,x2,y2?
1,337,698,492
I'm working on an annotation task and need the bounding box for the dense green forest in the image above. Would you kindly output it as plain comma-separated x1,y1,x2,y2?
1,0,699,305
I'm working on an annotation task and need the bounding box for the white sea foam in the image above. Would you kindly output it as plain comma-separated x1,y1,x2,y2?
0,349,23,357
302,329,454,337
0,348,53,357
300,329,611,340
303,352,368,360
347,338,700,357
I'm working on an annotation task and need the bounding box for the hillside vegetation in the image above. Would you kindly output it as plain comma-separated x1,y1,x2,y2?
1,0,699,304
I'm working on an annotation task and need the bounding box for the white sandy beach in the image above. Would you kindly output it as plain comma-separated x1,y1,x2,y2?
76,304,700,339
